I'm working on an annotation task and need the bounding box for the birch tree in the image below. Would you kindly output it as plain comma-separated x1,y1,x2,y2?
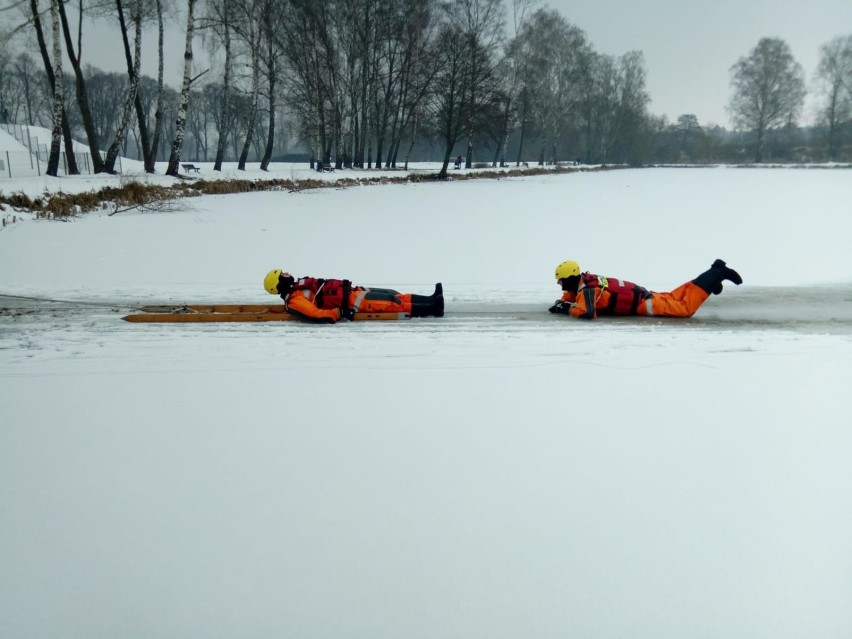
166,0,198,175
27,0,79,173
46,0,63,176
103,0,142,172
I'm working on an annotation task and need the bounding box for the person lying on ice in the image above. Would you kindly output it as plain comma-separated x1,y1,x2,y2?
549,258,742,319
263,269,444,323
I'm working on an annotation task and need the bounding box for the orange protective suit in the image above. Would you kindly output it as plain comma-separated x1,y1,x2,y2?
558,276,710,319
278,275,443,324
286,284,414,323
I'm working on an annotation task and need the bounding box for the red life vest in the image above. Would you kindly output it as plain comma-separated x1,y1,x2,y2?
290,277,351,310
581,272,650,315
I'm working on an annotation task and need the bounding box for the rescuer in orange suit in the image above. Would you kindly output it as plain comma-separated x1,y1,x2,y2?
549,259,742,319
263,269,444,323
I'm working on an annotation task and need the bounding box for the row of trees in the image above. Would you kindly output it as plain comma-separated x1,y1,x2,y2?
1,0,851,177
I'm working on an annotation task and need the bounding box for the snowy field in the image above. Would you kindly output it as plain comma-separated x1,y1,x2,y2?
2,166,852,639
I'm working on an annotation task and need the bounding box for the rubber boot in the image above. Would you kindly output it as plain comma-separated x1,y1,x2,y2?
692,259,742,295
711,259,743,285
411,283,444,317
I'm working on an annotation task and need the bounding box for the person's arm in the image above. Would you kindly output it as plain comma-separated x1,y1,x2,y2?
570,287,597,319
286,294,342,324
548,291,575,314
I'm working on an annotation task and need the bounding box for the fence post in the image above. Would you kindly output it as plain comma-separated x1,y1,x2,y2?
27,129,34,169
36,148,41,176
6,151,10,178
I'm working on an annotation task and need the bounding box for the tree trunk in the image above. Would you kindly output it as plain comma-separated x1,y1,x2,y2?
31,0,78,174
116,0,151,170
496,97,512,167
46,0,64,177
260,7,275,172
104,0,142,173
166,0,196,176
238,45,260,170
403,111,418,170
754,125,765,163
58,0,104,173
213,5,231,171
146,0,165,173
515,92,528,166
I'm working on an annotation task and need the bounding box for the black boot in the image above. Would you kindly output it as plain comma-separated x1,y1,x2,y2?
411,282,444,317
711,259,743,285
693,259,742,295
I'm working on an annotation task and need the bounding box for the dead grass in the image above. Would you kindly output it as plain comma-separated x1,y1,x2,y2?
0,164,608,218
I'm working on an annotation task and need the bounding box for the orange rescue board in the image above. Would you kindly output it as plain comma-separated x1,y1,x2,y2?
138,304,287,313
123,308,408,323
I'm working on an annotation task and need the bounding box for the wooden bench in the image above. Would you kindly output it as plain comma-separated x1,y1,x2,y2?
181,163,200,173
316,161,335,173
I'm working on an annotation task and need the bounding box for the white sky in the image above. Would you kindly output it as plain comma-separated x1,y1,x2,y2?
547,0,852,126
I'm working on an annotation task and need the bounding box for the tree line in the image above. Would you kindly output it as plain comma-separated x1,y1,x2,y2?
1,0,851,178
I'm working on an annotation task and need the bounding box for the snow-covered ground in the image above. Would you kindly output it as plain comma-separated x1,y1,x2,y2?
2,166,851,639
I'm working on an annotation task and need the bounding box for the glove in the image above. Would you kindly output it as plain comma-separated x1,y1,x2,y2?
339,307,355,321
548,301,570,315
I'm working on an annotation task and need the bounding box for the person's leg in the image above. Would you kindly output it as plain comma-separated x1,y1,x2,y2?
350,283,443,317
637,282,709,317
350,288,409,313
636,259,742,318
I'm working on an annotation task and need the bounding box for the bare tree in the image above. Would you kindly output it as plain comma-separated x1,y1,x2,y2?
24,3,79,172
20,61,47,125
111,0,153,170
384,0,439,168
729,37,806,163
277,0,334,166
815,34,852,161
449,0,505,169
57,0,105,172
146,0,166,172
166,0,200,176
199,0,234,170
86,70,126,140
425,18,478,177
46,0,63,175
230,0,263,170
608,50,650,164
0,41,27,123
492,0,537,167
258,0,282,170
516,8,588,165
103,0,142,172
673,113,706,162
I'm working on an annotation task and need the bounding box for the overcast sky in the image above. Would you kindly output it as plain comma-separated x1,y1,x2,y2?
547,0,852,126
76,0,852,129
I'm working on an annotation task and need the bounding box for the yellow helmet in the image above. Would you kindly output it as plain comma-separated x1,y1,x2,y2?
555,260,580,280
264,269,283,294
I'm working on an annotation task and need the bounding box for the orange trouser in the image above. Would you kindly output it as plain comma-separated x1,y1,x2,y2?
635,281,710,318
348,288,413,314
